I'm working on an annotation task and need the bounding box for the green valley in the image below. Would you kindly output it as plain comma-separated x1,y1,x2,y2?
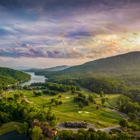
1,52,140,139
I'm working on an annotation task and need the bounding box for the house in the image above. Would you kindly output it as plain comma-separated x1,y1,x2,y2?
65,121,88,128
31,119,57,138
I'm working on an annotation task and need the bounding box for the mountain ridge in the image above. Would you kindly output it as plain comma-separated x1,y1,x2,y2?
25,65,70,72
35,51,140,77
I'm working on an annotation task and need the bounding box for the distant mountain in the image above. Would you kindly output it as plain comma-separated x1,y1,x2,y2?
0,67,31,88
43,65,70,71
35,51,140,77
11,66,35,71
26,65,69,72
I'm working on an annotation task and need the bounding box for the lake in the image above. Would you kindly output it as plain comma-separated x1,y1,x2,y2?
19,72,46,86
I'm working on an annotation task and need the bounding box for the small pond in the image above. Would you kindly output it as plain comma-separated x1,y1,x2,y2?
0,131,29,140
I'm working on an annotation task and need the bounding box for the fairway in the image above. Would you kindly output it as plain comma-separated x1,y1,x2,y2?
107,94,120,106
6,89,123,128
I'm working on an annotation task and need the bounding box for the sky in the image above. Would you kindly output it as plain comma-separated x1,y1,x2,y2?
0,0,140,68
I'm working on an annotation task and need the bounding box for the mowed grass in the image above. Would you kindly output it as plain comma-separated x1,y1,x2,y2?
107,94,120,106
93,94,121,106
0,122,22,135
6,89,123,128
53,104,122,128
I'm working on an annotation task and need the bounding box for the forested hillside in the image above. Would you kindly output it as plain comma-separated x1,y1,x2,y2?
0,67,31,89
35,51,140,77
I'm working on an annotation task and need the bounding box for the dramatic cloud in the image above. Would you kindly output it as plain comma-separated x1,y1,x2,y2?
0,0,140,67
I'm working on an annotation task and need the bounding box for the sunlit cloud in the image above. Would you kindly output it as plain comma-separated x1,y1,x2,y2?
0,0,140,67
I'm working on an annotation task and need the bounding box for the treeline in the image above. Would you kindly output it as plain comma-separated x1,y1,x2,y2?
43,90,59,95
43,75,127,94
0,67,30,90
33,90,59,96
117,88,140,130
35,72,140,94
74,93,95,108
119,118,140,131
35,74,140,95
31,82,80,92
55,129,135,140
46,76,77,85
77,76,126,94
116,74,140,87
45,82,79,92
118,88,140,114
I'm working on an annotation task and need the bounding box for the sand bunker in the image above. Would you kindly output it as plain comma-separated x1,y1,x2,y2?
78,111,82,113
65,96,70,99
85,112,89,114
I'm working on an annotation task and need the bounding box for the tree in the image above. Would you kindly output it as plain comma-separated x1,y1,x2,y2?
51,98,55,103
88,128,95,132
19,92,24,97
28,126,43,140
55,100,59,105
128,113,138,121
18,122,29,135
12,85,16,89
96,106,99,110
58,95,62,98
75,132,85,140
47,107,52,120
101,98,106,105
26,111,38,123
23,85,28,90
49,120,57,127
71,90,76,94
14,93,20,101
100,91,104,97
79,102,83,109
0,111,10,123
131,124,139,131
119,119,129,128
0,84,4,94
118,132,132,140
89,95,94,103
59,130,74,140
33,91,42,96
59,101,62,105
84,100,89,106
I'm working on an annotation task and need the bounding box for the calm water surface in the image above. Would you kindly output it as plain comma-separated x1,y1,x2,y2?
0,131,29,140
19,72,46,86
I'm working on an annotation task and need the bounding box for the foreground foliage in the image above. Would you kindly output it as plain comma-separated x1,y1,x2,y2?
55,129,136,140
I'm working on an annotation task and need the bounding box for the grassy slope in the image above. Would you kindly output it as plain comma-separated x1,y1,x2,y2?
7,89,123,128
0,122,22,135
